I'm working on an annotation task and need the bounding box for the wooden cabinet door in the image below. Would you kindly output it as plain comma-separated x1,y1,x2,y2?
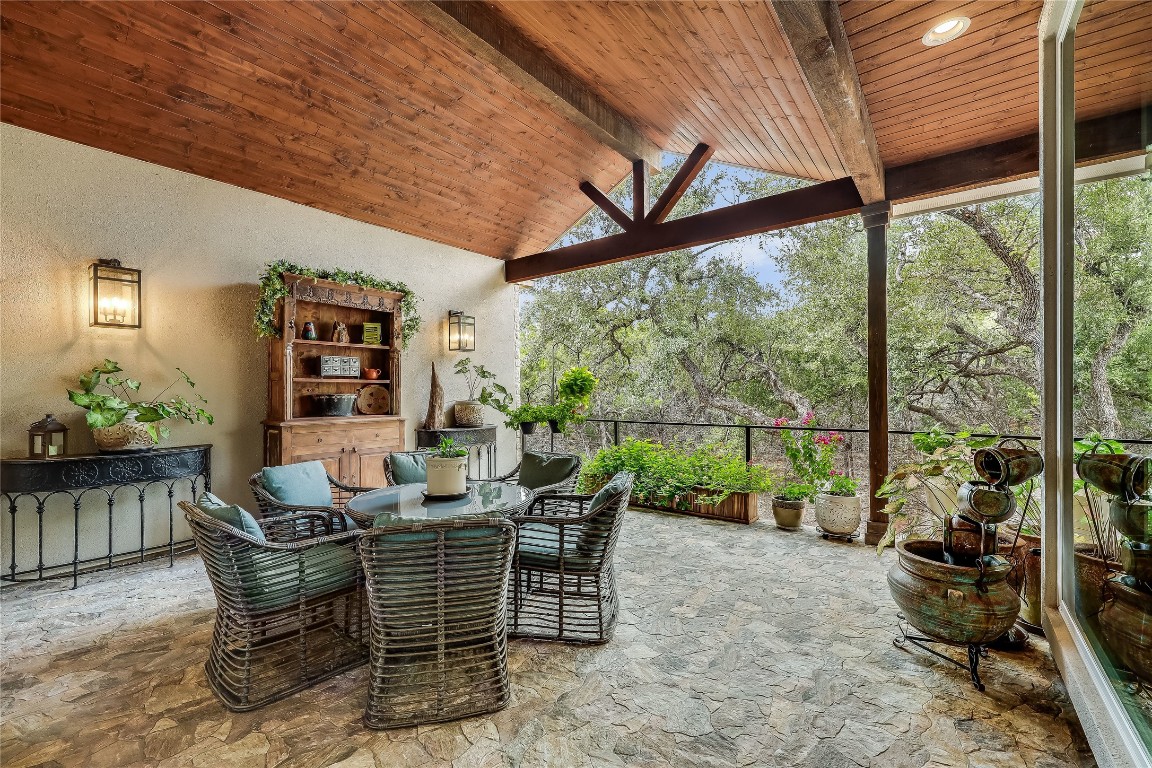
350,444,393,489
286,445,347,484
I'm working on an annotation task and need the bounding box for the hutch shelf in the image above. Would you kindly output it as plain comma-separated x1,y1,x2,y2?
264,273,405,486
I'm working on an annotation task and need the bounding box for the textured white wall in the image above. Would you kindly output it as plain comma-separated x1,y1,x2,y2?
0,124,521,573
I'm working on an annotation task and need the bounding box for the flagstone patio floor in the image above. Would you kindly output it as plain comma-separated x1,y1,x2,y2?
1,507,1094,768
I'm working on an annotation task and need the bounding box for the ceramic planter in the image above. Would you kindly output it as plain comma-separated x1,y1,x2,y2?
1098,576,1152,684
814,493,860,536
771,498,804,530
453,400,484,427
91,411,157,453
426,456,468,496
888,539,1020,646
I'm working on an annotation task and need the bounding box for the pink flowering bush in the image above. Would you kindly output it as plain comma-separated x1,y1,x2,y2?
775,414,845,501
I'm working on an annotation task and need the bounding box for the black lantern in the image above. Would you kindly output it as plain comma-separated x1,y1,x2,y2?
28,414,69,458
90,258,141,328
448,310,476,351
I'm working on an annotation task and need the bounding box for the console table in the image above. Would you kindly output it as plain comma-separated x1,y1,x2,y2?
0,444,211,588
415,425,498,479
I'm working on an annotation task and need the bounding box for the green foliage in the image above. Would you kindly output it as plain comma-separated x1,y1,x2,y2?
557,366,598,404
253,260,420,349
773,416,844,499
67,359,214,442
580,438,773,508
432,436,468,458
825,474,859,497
453,357,501,401
776,483,815,502
504,404,549,431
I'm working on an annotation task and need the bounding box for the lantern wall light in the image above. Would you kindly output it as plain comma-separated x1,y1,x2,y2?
448,310,476,352
90,258,141,328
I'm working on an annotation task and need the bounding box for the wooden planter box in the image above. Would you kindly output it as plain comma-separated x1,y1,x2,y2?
584,477,759,524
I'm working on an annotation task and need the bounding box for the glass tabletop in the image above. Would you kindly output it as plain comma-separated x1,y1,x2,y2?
345,481,533,525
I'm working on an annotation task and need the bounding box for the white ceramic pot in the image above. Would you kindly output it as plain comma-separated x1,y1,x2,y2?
453,400,484,427
426,456,468,496
814,493,862,536
92,411,158,453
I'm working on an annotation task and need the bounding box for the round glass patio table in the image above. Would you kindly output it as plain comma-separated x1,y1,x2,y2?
345,480,533,527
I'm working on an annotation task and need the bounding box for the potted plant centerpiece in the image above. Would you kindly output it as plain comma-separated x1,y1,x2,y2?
815,472,863,538
426,436,469,496
68,359,214,452
452,358,500,427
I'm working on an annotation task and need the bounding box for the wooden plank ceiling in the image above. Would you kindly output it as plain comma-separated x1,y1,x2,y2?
1,1,1148,262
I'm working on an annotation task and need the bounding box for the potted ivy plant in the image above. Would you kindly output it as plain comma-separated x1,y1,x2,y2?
452,358,499,427
67,359,214,452
426,436,469,496
814,472,862,537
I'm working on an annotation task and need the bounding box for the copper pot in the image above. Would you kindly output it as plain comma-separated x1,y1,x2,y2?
944,514,997,564
957,481,1016,524
973,443,1044,487
888,540,1020,646
1119,540,1152,583
1076,451,1151,500
1109,496,1152,543
1098,576,1152,684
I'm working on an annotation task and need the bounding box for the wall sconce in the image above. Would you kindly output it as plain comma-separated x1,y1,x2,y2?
28,414,69,458
448,310,476,351
90,258,141,328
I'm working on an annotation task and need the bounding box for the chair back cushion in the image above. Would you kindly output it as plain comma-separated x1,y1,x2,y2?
261,461,333,507
579,472,634,557
196,492,266,542
389,452,428,485
518,452,579,490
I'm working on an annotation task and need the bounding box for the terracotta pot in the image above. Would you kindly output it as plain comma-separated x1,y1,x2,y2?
1109,496,1152,543
956,481,1016,524
426,456,468,496
453,400,484,427
771,498,804,531
1076,451,1151,500
973,445,1044,487
1098,576,1152,684
814,494,861,536
888,539,1020,645
91,410,157,453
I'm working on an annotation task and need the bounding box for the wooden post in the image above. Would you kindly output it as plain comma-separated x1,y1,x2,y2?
863,202,891,546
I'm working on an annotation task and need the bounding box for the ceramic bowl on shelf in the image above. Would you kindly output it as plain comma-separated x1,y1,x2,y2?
310,394,356,417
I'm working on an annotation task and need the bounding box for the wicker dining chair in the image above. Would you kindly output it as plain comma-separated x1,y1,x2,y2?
507,471,634,644
359,516,516,729
250,461,372,532
489,451,582,495
180,498,369,711
383,450,432,486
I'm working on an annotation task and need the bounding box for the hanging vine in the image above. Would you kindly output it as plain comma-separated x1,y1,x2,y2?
254,260,421,349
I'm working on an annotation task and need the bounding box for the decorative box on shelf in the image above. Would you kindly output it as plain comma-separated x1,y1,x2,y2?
361,322,383,345
320,355,360,378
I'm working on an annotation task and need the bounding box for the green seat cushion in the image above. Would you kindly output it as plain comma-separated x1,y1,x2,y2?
246,543,360,610
389,453,428,485
261,461,334,507
515,522,598,571
518,452,579,490
196,493,265,542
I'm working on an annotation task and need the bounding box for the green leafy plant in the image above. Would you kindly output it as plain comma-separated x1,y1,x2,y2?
67,359,214,442
453,357,500,401
478,381,514,415
875,429,999,554
253,261,420,349
580,439,774,508
432,436,468,458
502,403,548,431
539,401,586,434
776,482,815,502
557,366,598,404
773,413,843,501
825,473,859,497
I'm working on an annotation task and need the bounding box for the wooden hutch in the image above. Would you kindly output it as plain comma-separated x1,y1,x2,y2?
264,273,405,488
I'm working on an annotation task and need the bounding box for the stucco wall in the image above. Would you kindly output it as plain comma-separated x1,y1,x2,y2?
0,124,521,574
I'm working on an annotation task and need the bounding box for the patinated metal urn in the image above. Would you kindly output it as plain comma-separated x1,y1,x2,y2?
1098,576,1152,685
888,540,1020,646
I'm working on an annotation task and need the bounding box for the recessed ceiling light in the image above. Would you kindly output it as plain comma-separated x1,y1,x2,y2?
922,16,971,46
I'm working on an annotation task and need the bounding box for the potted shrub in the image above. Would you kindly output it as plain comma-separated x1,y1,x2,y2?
772,483,813,530
452,358,502,427
426,437,469,496
815,472,862,537
68,359,214,452
557,366,597,408
502,404,546,434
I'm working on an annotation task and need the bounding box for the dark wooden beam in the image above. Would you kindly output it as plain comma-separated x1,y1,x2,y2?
862,202,891,547
632,160,648,222
646,143,715,224
505,178,863,281
886,106,1150,202
580,180,636,232
771,0,885,204
406,1,660,166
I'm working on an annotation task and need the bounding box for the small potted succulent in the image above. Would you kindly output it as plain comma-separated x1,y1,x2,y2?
771,483,813,530
426,436,469,496
68,359,214,452
814,472,862,537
